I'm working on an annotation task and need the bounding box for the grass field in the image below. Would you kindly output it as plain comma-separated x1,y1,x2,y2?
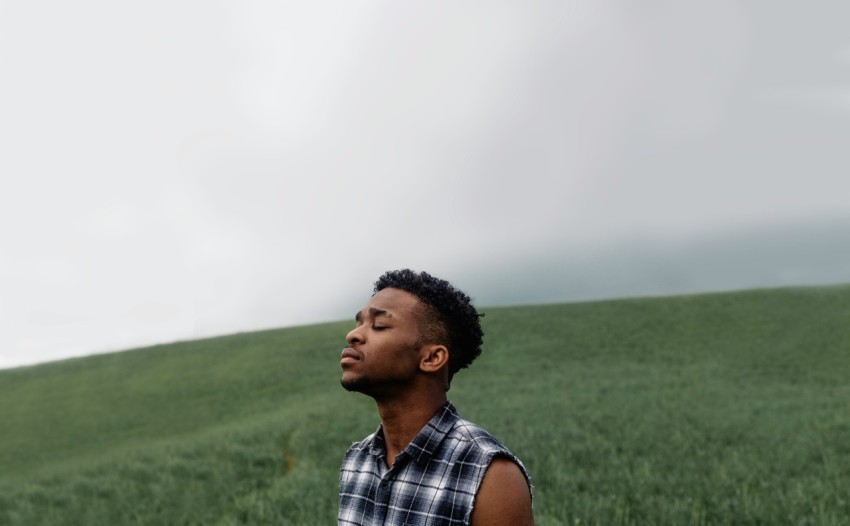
1,285,849,525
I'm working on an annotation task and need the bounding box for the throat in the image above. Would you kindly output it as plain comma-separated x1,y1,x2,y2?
376,396,447,468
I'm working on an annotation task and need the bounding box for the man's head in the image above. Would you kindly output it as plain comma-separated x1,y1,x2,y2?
373,269,483,381
341,269,484,397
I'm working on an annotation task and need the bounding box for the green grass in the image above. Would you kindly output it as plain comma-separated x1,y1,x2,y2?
1,285,849,525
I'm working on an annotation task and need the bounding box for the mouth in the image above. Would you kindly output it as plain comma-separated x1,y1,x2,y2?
340,347,361,365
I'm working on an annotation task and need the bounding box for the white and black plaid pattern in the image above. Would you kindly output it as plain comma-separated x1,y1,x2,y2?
338,401,530,525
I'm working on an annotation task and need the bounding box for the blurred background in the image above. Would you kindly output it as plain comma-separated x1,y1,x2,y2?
1,1,848,369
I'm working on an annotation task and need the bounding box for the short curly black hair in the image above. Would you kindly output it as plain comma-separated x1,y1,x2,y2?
374,269,484,381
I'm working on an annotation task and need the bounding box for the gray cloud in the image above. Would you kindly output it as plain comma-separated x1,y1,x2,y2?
1,1,848,368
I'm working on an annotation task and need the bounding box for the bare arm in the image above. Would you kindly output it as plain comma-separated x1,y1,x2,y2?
470,457,534,526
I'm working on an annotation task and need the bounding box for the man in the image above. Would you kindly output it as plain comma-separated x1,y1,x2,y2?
338,269,534,526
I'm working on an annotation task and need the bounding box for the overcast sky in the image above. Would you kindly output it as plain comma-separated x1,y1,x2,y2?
2,1,848,369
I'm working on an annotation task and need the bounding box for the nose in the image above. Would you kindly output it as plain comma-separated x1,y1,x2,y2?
346,325,364,346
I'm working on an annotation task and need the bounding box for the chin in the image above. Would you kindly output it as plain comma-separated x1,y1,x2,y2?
341,375,367,393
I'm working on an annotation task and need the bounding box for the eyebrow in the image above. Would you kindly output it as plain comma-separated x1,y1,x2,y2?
354,307,391,322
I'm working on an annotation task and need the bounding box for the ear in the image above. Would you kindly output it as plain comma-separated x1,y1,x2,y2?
419,344,449,374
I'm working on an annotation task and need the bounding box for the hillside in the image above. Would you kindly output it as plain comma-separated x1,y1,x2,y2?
1,285,849,525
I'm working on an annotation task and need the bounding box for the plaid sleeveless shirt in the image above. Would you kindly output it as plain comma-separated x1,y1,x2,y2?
338,401,531,526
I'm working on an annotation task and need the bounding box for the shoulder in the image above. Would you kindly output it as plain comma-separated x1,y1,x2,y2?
341,429,379,467
447,418,534,524
345,432,375,452
452,418,511,452
449,418,532,486
452,418,527,465
470,457,534,525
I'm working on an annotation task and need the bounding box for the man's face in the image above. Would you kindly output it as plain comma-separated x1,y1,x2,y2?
341,287,427,397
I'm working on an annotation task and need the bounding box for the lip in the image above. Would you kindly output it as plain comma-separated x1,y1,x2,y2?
340,347,361,365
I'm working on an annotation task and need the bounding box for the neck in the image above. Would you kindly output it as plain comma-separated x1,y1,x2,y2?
375,390,447,469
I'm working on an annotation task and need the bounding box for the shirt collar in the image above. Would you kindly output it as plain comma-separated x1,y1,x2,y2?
367,401,460,466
